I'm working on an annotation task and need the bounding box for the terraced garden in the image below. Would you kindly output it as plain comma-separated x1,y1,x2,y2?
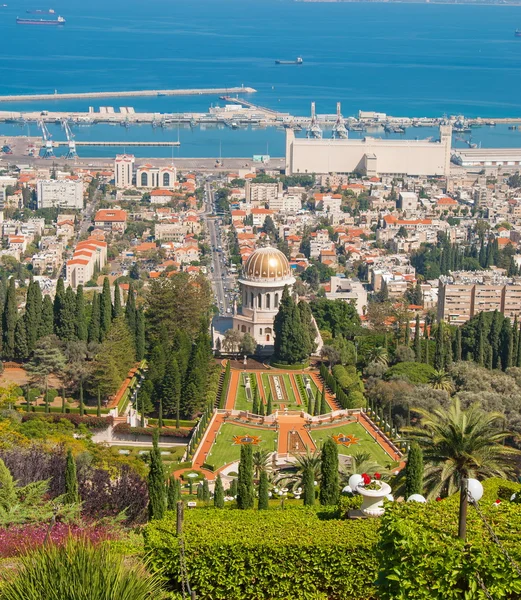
206,423,278,469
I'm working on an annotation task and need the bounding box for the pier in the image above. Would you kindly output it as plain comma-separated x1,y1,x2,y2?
53,141,180,147
0,87,257,103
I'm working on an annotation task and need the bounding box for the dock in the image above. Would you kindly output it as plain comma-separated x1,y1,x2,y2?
53,141,180,147
0,87,257,103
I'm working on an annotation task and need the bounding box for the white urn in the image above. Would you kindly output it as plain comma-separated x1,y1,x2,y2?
356,481,393,517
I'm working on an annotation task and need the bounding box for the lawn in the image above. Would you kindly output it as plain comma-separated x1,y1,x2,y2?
309,422,393,466
207,423,278,469
234,374,251,411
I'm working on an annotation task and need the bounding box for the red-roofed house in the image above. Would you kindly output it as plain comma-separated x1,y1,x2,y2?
94,209,127,233
149,189,176,205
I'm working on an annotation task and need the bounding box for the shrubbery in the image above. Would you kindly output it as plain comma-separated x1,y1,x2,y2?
385,361,436,384
21,413,113,429
113,423,191,438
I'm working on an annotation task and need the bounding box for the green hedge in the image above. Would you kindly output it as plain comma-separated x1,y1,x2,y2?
145,507,380,600
147,417,196,428
270,361,309,370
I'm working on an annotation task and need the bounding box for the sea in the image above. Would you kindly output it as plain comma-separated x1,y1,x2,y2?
2,0,521,158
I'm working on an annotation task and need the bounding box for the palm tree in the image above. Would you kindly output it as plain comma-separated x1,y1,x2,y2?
252,450,272,480
340,451,388,485
366,346,389,367
405,397,519,539
428,369,454,394
276,449,321,492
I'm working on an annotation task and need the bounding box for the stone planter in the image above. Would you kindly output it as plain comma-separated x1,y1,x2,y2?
356,481,392,517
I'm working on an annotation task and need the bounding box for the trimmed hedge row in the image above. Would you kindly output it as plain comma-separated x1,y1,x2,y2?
21,413,113,429
112,423,191,438
145,507,380,600
218,361,231,409
270,361,309,370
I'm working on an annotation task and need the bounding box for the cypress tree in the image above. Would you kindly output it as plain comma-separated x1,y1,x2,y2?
97,387,101,417
404,443,424,498
302,464,315,506
214,474,225,508
307,389,313,415
237,444,254,509
125,282,137,334
499,318,513,371
162,355,181,422
53,277,66,339
314,388,321,416
147,429,166,520
229,477,238,497
319,438,339,506
489,310,502,369
513,316,519,365
454,327,462,362
64,449,79,504
202,479,210,503
38,295,54,339
75,285,88,341
112,281,123,319
14,318,28,360
266,391,273,416
517,321,521,368
136,308,145,361
61,286,77,341
79,380,84,416
259,397,265,416
24,281,42,353
252,388,259,415
258,471,269,510
167,477,179,510
404,319,410,346
99,277,112,340
88,292,100,343
476,313,485,366
273,285,309,365
320,385,327,414
3,277,17,359
433,322,444,371
158,399,164,428
414,315,422,362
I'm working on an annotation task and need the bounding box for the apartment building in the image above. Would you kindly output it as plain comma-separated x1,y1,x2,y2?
94,209,127,233
114,154,135,188
66,237,108,289
36,179,84,210
245,181,282,204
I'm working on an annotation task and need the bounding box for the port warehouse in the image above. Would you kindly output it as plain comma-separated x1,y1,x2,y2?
451,148,521,168
284,126,453,177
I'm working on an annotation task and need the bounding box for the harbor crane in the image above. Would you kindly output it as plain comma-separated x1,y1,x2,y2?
37,119,54,159
61,119,78,159
332,102,348,139
306,102,322,139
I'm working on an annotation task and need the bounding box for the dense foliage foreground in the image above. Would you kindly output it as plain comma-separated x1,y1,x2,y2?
144,479,521,600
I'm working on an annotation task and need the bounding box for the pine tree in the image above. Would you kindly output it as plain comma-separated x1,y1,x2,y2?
433,322,444,371
319,438,339,506
136,308,145,361
64,449,79,504
14,318,28,360
214,474,225,508
258,471,269,510
237,444,254,509
3,277,17,359
414,315,422,362
266,391,273,416
147,429,166,520
88,292,100,344
320,385,327,414
303,464,315,506
113,281,123,319
75,285,88,341
38,295,54,339
99,277,112,341
167,477,179,510
404,443,423,498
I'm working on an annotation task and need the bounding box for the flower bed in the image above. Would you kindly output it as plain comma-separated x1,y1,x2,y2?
0,523,119,558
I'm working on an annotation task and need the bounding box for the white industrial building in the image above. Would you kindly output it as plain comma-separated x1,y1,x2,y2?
115,154,135,188
36,179,84,210
285,125,452,177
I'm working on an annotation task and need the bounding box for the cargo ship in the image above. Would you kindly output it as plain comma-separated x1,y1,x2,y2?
516,29,521,37
16,14,64,24
275,57,303,65
26,8,55,13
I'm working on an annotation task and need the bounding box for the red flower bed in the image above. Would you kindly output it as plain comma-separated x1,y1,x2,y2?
0,523,118,558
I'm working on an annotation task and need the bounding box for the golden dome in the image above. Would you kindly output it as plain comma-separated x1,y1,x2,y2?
243,247,291,282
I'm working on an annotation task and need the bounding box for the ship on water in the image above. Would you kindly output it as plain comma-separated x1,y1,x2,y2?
515,29,521,37
275,57,303,65
16,14,64,24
